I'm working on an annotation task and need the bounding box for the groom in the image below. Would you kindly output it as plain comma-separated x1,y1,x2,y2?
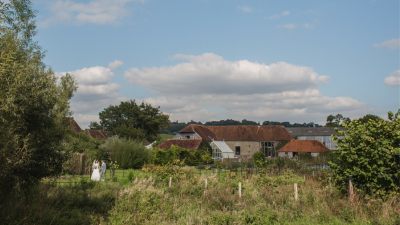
100,160,107,181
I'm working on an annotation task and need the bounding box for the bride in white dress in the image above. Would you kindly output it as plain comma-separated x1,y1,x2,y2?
91,160,101,181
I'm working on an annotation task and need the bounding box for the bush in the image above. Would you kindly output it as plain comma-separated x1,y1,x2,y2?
151,145,212,166
101,137,150,169
253,151,266,168
329,111,400,198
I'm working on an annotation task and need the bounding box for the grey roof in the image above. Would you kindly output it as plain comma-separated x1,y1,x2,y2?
286,127,340,137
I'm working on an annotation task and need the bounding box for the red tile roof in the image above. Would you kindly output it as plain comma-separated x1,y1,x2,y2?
67,117,82,133
179,124,292,142
158,139,202,150
278,140,328,153
179,124,217,141
85,129,108,140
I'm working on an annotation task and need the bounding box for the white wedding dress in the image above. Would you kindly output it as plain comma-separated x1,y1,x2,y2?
91,162,101,181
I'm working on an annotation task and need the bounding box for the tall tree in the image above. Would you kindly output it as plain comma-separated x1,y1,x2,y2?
326,114,350,127
0,0,76,195
99,100,169,142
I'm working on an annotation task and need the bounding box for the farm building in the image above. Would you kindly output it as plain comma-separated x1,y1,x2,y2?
67,117,108,140
84,129,108,140
160,124,292,161
278,140,329,158
286,127,339,150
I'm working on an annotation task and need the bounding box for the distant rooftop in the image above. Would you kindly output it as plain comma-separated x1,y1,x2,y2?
286,127,341,137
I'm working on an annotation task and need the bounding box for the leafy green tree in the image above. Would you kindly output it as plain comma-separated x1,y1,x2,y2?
0,0,76,195
99,100,169,142
88,121,103,130
329,111,400,197
356,114,382,123
326,114,350,127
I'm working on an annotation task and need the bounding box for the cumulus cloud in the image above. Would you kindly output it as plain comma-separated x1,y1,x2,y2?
58,61,125,127
41,0,143,26
384,70,400,86
125,53,329,95
124,53,363,123
374,39,400,49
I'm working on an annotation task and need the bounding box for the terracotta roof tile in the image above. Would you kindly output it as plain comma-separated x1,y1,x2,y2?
180,124,292,142
85,129,108,140
67,117,82,133
158,139,202,150
179,124,216,141
278,140,328,153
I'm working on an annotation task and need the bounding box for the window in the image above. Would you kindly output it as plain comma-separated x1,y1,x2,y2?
261,142,275,157
186,135,190,139
235,146,241,156
212,148,222,159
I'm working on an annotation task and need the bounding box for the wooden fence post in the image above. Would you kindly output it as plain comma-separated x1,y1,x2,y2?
169,177,172,188
238,182,242,198
348,179,354,202
294,183,298,201
205,178,208,189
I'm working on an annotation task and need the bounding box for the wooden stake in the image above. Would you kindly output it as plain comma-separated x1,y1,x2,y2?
348,179,354,202
294,183,298,201
204,178,208,189
238,182,242,198
169,177,172,188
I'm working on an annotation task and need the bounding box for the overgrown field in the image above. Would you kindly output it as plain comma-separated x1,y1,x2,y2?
1,167,399,225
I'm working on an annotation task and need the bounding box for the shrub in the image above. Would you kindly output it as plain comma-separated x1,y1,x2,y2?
101,137,150,169
151,145,212,166
329,111,400,198
253,151,266,168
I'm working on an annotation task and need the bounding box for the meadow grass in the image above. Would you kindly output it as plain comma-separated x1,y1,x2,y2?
2,167,399,225
107,167,399,225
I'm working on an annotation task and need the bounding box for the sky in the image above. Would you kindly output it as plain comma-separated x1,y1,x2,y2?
32,0,399,127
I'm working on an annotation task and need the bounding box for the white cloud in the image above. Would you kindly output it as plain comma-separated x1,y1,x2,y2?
237,5,253,13
374,39,400,49
108,60,124,69
41,0,143,26
278,22,315,30
125,53,329,95
384,70,400,86
269,10,291,19
58,61,124,127
125,53,363,123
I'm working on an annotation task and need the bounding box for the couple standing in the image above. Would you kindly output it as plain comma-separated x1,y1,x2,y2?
91,160,106,181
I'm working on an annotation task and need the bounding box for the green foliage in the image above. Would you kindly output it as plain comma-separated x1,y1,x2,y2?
151,145,213,166
98,100,170,142
89,121,102,129
101,137,150,169
253,151,266,168
0,182,120,225
329,111,400,197
0,0,76,196
326,114,350,127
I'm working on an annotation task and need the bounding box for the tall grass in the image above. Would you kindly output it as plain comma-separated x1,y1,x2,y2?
108,167,400,225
